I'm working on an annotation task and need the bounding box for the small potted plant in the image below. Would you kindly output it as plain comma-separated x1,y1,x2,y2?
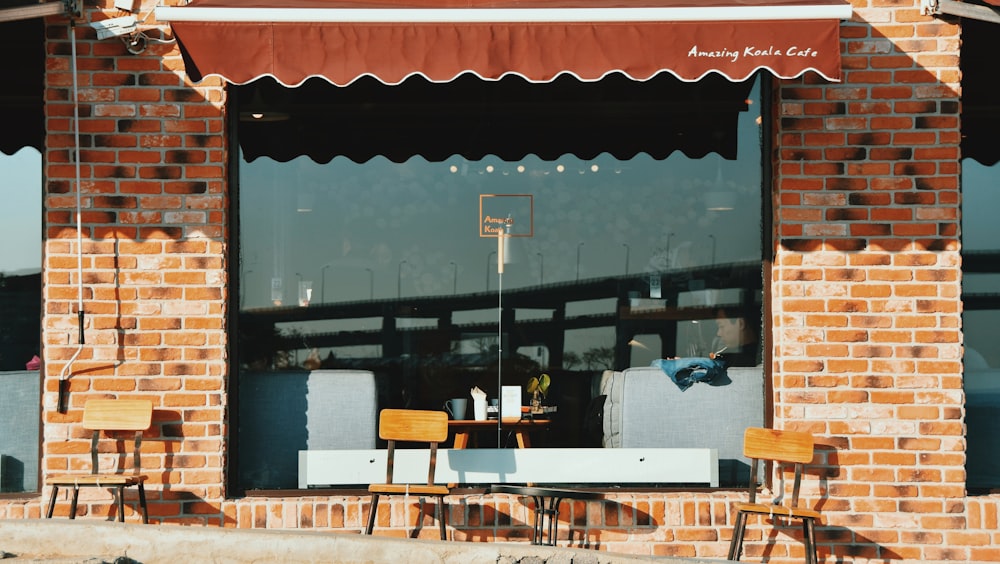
526,373,551,413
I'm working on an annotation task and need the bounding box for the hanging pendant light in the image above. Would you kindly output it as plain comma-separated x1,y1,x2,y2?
705,164,735,211
239,87,290,122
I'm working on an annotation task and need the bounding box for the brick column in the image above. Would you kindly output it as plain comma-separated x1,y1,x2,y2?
41,3,229,524
771,2,972,560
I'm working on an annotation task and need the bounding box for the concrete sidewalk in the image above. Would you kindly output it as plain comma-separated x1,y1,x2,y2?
0,519,727,564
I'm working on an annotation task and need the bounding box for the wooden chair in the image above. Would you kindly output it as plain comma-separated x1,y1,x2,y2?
45,399,153,524
364,409,450,540
728,427,821,564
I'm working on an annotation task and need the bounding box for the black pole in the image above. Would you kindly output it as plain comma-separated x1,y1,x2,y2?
77,310,86,344
58,379,69,414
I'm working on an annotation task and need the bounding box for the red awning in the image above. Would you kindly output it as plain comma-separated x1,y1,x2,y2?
156,0,852,86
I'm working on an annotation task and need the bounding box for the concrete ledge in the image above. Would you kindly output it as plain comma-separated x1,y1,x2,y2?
0,519,724,564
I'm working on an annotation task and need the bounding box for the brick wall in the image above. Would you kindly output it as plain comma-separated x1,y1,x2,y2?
2,0,998,561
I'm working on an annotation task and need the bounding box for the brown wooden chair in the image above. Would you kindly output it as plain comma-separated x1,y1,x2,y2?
364,409,451,540
728,427,821,564
45,399,153,524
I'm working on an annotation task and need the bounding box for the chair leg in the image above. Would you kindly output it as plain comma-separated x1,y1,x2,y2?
437,496,446,541
116,486,126,522
138,483,149,524
69,486,80,520
727,511,748,561
45,486,59,518
803,517,818,564
365,494,380,535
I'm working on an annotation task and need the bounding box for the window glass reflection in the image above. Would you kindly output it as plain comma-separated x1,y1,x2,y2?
0,147,42,494
962,158,1000,492
236,75,765,489
240,149,762,365
241,154,761,307
0,147,42,369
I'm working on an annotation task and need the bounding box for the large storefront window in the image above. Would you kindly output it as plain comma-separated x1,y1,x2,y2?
961,17,1000,493
0,18,42,495
962,158,1000,494
0,147,41,495
235,73,766,491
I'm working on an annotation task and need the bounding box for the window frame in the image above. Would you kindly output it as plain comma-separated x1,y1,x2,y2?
225,73,775,496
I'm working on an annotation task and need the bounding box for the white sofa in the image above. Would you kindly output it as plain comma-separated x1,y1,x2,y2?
599,364,764,486
238,369,378,490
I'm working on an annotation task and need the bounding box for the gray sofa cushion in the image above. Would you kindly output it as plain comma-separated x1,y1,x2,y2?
239,369,378,490
0,370,40,492
601,365,764,485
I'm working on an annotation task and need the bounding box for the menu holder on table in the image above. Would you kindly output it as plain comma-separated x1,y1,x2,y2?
501,386,522,422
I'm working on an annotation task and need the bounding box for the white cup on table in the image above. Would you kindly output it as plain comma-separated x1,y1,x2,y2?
473,397,487,420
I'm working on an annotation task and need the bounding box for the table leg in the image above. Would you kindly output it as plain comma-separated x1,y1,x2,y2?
524,494,561,546
490,487,597,548
546,496,563,546
515,430,531,448
530,495,543,545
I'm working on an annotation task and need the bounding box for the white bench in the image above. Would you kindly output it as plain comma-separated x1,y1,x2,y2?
299,447,718,488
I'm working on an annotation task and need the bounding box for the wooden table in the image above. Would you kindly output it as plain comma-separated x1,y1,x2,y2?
488,484,603,545
448,418,551,449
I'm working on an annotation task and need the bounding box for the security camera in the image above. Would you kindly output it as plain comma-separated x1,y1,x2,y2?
90,16,138,40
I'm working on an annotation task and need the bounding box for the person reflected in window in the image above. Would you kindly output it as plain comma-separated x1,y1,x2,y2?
714,307,761,367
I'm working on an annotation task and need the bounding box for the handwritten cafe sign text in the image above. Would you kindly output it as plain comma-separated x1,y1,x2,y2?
687,44,820,64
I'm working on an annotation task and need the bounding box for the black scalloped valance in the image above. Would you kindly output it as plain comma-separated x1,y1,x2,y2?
962,18,999,166
236,71,755,164
0,18,43,156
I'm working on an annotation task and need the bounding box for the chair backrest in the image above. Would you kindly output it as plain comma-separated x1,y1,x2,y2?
83,399,153,431
742,427,814,506
81,399,154,475
743,427,814,464
378,408,448,443
378,409,448,486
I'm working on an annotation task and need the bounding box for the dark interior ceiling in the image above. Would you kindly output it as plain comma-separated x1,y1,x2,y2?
0,18,43,156
962,17,999,166
235,71,755,164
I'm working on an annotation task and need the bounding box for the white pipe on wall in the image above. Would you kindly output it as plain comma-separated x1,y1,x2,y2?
57,20,86,413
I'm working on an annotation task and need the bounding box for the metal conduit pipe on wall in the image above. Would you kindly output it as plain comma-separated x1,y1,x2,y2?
57,19,86,414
